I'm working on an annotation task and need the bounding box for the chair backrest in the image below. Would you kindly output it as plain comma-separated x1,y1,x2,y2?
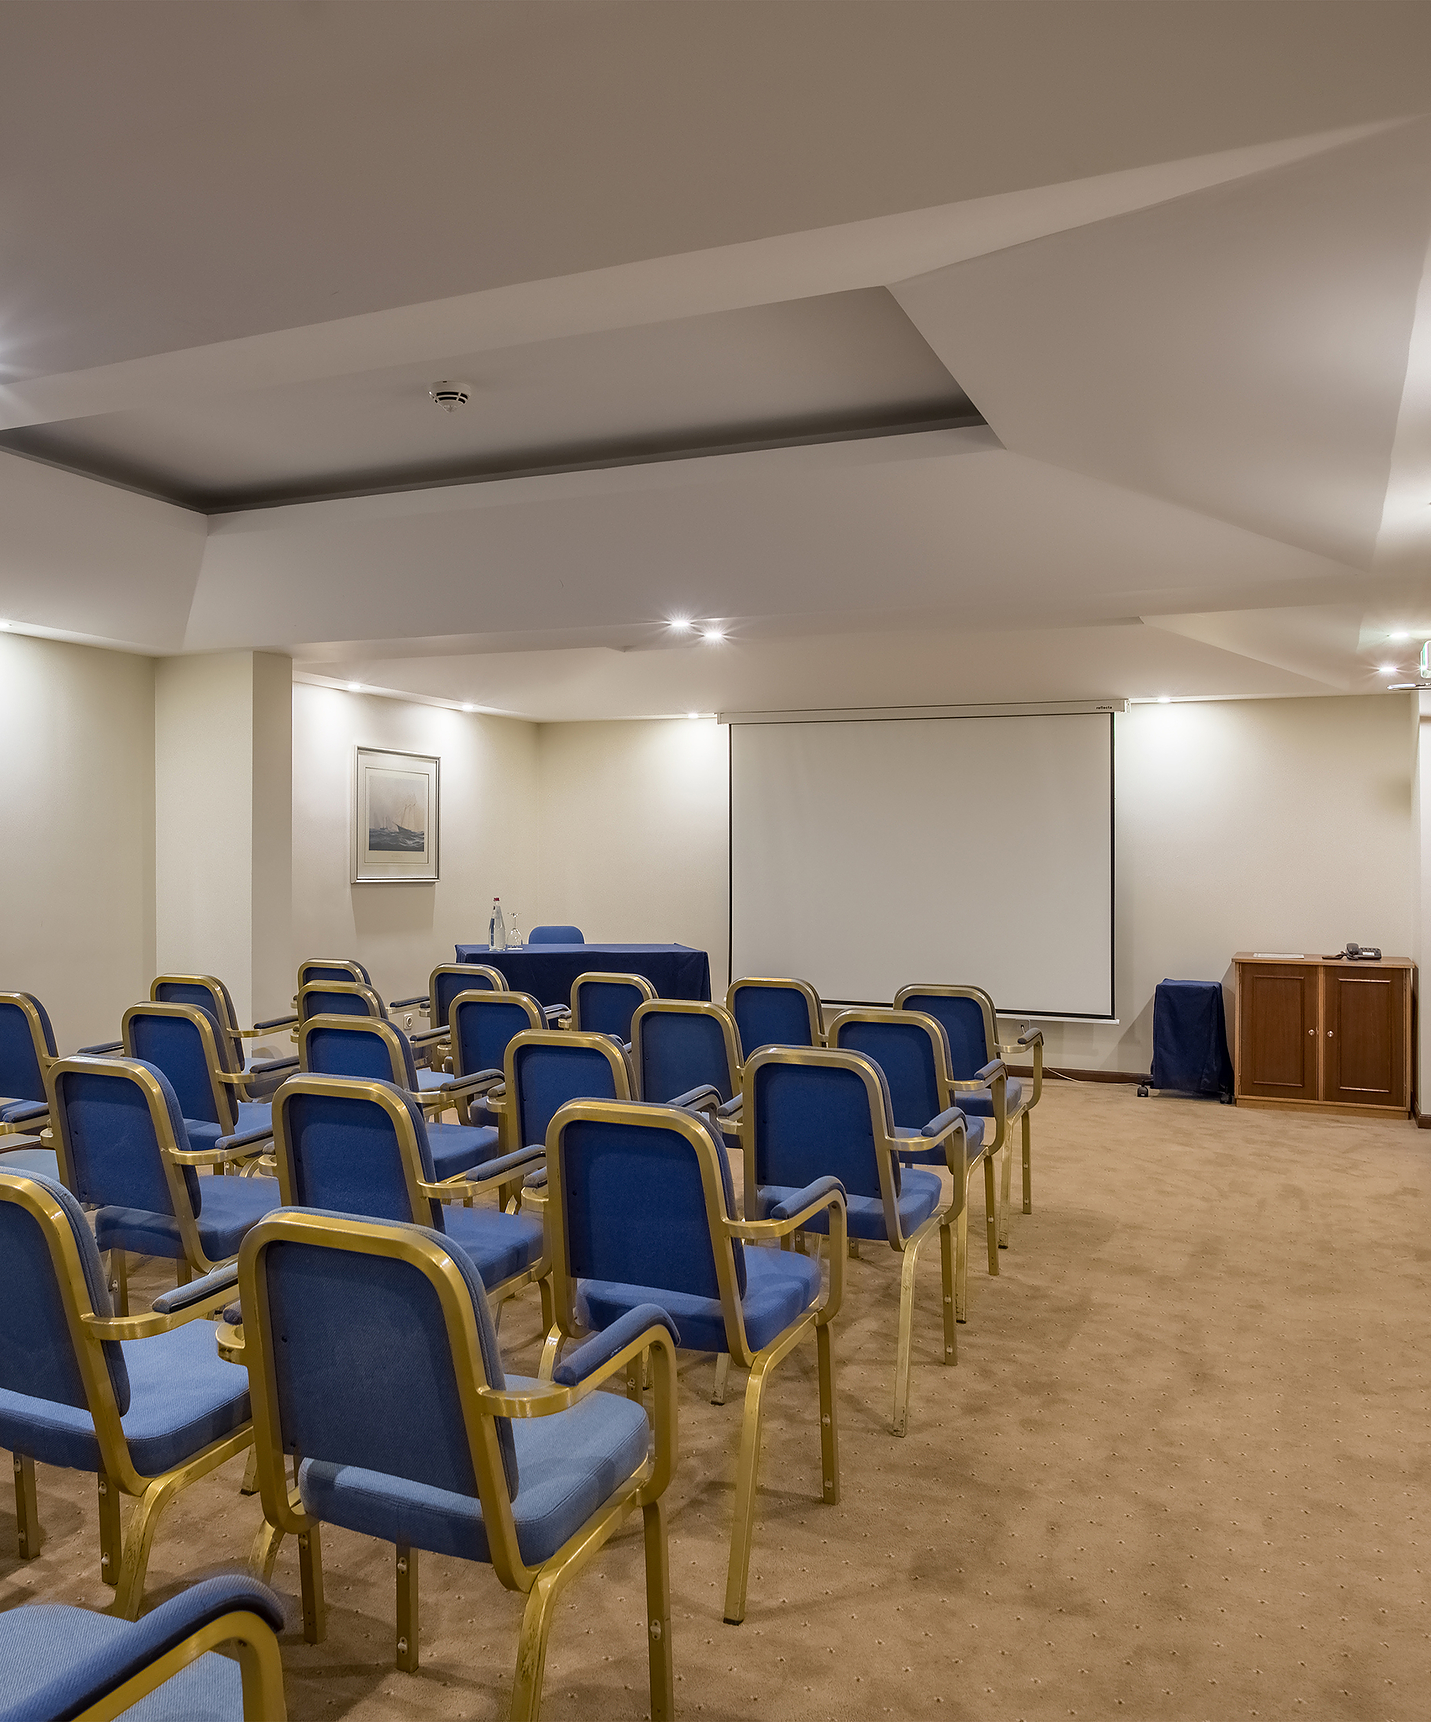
506,1030,634,1152
528,925,584,944
893,984,997,1082
0,993,57,1102
272,1074,440,1226
47,1056,201,1224
299,1015,419,1092
238,1210,520,1562
430,964,505,1030
569,972,657,1042
0,1168,130,1425
630,999,742,1105
744,1046,898,1210
297,958,374,989
827,1009,951,1130
297,981,385,1025
123,1001,240,1133
726,977,825,1054
151,974,244,1063
546,1099,746,1331
451,990,545,1079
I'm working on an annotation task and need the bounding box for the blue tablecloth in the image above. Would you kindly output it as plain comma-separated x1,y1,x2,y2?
452,943,712,1009
1150,979,1234,1097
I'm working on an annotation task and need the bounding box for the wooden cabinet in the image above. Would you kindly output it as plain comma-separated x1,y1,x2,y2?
1233,953,1413,1118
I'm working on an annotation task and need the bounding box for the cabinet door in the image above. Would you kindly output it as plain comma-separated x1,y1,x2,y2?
1236,964,1320,1101
1322,967,1407,1108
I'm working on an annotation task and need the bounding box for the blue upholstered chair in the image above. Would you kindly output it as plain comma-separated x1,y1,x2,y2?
739,1045,969,1437
47,1056,282,1314
543,1096,845,1626
235,1206,676,1718
271,1074,548,1319
895,983,1044,1247
528,924,584,944
296,972,440,1052
567,972,657,1045
828,1008,1001,1320
0,1168,253,1617
425,961,506,1047
501,1030,636,1164
151,972,299,1097
630,997,745,1139
449,988,546,1145
725,977,826,1055
298,956,375,987
0,1574,287,1721
0,991,59,1142
122,1001,277,1161
299,1013,503,1182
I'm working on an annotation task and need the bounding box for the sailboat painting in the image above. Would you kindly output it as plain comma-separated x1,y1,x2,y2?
354,748,440,883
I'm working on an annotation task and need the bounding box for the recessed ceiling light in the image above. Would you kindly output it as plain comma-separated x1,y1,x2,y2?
346,681,363,692
1378,664,1398,674
0,620,9,631
669,618,693,633
686,711,699,720
701,627,725,642
1156,695,1171,704
462,703,476,713
1390,630,1410,641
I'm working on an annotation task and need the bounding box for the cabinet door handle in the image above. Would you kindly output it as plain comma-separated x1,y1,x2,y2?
1308,1028,1315,1036
1327,1029,1334,1038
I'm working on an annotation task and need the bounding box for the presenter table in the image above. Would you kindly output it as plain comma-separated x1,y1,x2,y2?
452,943,711,1009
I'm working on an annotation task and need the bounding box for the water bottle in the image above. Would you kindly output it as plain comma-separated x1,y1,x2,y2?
489,896,507,952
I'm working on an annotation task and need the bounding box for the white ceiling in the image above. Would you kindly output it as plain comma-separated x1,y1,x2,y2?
3,1,1431,716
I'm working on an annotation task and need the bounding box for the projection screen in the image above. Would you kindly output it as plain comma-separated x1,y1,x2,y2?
729,711,1115,1019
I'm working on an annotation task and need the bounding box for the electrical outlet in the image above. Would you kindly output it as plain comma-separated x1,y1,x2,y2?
404,1012,413,1031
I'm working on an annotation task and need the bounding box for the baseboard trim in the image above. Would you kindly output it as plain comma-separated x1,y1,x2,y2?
1417,1106,1431,1130
1007,1064,1146,1085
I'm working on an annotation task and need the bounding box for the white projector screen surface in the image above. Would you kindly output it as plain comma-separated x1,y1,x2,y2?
730,713,1114,1018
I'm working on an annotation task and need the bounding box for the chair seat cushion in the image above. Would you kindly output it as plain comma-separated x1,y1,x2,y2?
892,1115,986,1166
95,1175,280,1262
415,1068,447,1092
956,1077,1025,1118
298,1372,647,1568
0,1145,60,1179
575,1245,821,1355
0,1603,241,1722
427,1122,501,1180
444,1205,545,1288
0,1315,251,1475
183,1102,272,1154
756,1168,943,1242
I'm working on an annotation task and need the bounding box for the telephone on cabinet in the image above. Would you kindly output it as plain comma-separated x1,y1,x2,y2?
1335,943,1382,962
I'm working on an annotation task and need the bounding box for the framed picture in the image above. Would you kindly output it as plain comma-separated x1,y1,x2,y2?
353,747,439,884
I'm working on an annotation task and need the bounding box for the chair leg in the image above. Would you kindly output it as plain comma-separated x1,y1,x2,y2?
111,1249,129,1318
13,1454,40,1559
643,1496,675,1722
252,1518,284,1584
983,1155,999,1276
97,1470,122,1588
998,1136,1013,1249
711,1352,731,1406
396,1543,420,1672
816,1324,840,1505
848,1238,861,1259
176,1260,192,1288
939,1219,957,1367
510,1556,564,1722
1022,1110,1033,1214
298,1526,327,1644
537,1274,555,1335
723,1351,776,1624
240,1448,260,1496
113,1469,187,1619
954,1201,970,1322
892,1240,922,1438
538,1324,563,1381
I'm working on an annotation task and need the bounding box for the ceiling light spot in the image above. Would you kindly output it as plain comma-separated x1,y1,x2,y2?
1157,695,1171,704
428,381,470,412
462,703,476,713
668,618,693,633
686,711,699,720
1390,630,1410,641
1377,664,1398,674
346,681,363,692
701,627,725,642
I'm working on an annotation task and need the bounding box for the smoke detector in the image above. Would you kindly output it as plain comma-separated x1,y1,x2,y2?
428,381,470,412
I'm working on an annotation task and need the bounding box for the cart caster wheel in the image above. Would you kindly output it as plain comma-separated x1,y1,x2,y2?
1136,1084,1150,1098
1219,1092,1235,1105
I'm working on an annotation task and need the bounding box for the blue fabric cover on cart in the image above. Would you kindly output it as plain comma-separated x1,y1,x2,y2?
1149,980,1234,1097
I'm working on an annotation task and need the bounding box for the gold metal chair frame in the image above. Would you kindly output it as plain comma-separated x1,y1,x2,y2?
271,1072,551,1320
894,982,1044,1243
425,963,507,1041
447,988,547,1140
629,997,746,1136
0,991,57,1137
123,1001,275,1147
738,1044,969,1438
228,1208,677,1721
826,1006,1004,1317
567,971,658,1038
67,1603,287,1722
151,972,299,1061
296,1012,497,1133
498,1028,638,1155
540,1095,845,1626
724,976,827,1046
1,1170,253,1618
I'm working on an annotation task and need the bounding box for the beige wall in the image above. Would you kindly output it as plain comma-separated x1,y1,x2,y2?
0,632,156,1049
535,718,730,980
291,684,540,1005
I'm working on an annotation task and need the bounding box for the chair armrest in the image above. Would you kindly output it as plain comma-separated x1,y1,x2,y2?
921,1104,966,1140
389,993,428,1009
85,1263,240,1338
0,1100,48,1124
151,1261,240,1315
731,1181,847,1323
552,1303,681,1386
417,1145,545,1202
214,1123,276,1154
768,1174,846,1222
716,1095,743,1119
78,1040,124,1055
1017,1027,1043,1048
974,1057,1007,1086
249,1055,299,1077
251,1013,299,1032
543,1005,570,1026
437,1068,504,1099
408,1026,448,1045
671,1084,722,1113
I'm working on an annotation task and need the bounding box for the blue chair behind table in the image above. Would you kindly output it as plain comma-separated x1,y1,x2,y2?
0,1574,287,1721
895,982,1044,1247
568,972,657,1045
239,1206,676,1714
299,1015,502,1182
123,1002,276,1161
0,991,61,1175
0,1168,253,1617
725,976,826,1056
272,1074,548,1318
545,1096,844,1626
742,1045,969,1437
151,972,300,1098
528,925,584,944
46,1056,281,1315
630,998,745,1141
504,1031,636,1163
450,989,546,1148
828,1008,1002,1321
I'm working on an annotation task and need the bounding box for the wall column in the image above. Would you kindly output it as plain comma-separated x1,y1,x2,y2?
154,651,292,1026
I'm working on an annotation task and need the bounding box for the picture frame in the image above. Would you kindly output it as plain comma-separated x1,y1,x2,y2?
353,746,440,884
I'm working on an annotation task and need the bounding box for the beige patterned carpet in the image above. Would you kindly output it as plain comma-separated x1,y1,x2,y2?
4,1081,1428,1720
